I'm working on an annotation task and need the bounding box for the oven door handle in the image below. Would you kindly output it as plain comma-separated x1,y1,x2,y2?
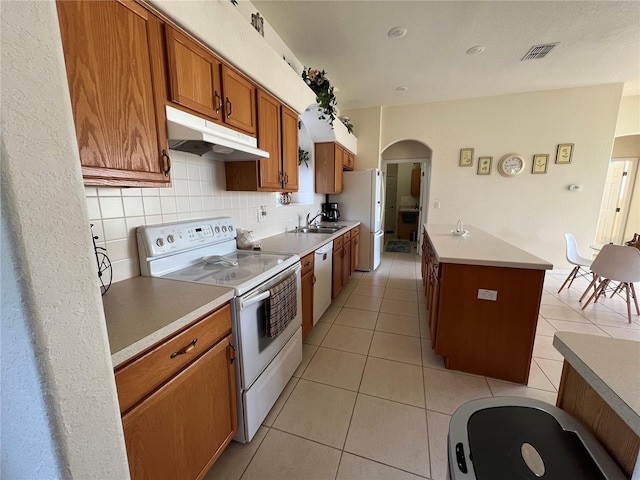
239,263,301,310
240,290,271,310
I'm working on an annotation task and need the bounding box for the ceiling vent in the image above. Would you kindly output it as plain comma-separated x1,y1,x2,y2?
521,43,559,61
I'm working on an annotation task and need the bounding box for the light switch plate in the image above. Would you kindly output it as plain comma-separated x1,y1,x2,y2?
478,289,498,301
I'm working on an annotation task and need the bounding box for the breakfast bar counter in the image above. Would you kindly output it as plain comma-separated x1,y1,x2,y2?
422,224,553,384
553,332,640,477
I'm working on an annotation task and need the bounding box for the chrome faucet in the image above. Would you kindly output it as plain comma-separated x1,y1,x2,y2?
306,211,323,227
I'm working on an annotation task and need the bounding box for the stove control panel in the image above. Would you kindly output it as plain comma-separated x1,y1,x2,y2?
137,217,236,258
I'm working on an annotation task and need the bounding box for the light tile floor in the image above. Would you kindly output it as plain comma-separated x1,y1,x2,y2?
206,248,640,480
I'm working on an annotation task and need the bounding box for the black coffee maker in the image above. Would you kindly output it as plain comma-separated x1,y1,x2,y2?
321,201,340,222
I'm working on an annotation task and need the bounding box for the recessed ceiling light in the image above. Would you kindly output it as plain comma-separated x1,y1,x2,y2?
388,26,408,39
396,86,409,92
466,45,486,55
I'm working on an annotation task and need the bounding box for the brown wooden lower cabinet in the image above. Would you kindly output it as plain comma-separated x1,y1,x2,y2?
556,361,639,477
350,228,360,274
301,252,314,339
115,304,236,480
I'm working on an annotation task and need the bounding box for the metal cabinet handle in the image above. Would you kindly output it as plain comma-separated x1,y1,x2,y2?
226,98,232,118
215,91,222,114
284,172,289,185
162,150,171,177
229,343,237,364
170,338,197,358
303,261,312,267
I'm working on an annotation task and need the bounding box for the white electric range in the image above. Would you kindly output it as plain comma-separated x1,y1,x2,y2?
137,217,302,443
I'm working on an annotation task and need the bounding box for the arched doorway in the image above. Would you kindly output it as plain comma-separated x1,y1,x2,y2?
381,140,433,254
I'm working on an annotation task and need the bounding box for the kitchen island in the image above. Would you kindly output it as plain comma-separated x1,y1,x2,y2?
422,224,553,383
554,332,640,477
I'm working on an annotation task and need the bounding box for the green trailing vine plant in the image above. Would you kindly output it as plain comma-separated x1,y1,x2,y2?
340,117,354,134
298,147,310,168
302,67,339,129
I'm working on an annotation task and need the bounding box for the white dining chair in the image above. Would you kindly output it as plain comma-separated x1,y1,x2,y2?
558,233,593,293
581,244,640,323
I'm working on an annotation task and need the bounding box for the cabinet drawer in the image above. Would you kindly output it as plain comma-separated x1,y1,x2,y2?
351,226,360,237
333,235,343,249
342,230,351,242
301,252,314,276
115,303,232,414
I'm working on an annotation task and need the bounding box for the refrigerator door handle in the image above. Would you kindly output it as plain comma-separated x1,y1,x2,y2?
375,230,384,238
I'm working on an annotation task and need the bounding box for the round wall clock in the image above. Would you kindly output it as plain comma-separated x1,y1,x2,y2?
497,153,525,177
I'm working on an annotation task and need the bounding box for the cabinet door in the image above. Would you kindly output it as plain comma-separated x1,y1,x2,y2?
164,25,222,121
332,247,343,298
256,89,282,190
342,237,352,286
222,65,257,135
334,144,344,192
301,270,314,339
351,233,359,275
122,335,237,480
315,142,342,194
56,0,170,187
410,168,421,196
281,105,299,192
429,275,440,348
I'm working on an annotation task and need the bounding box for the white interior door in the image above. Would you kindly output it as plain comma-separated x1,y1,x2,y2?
595,159,636,244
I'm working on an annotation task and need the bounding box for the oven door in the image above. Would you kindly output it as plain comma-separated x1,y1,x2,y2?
233,262,302,390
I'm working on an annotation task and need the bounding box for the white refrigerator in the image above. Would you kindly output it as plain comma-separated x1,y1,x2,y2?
330,169,384,271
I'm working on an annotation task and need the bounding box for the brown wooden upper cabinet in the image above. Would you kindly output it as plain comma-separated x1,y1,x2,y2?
411,167,421,196
163,26,257,136
56,0,171,187
343,151,355,171
164,25,222,122
315,142,353,193
225,89,298,192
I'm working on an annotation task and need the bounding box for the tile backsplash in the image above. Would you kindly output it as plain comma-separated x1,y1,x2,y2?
86,150,323,283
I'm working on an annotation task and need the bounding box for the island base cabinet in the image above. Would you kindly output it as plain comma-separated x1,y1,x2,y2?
122,335,237,480
434,263,544,384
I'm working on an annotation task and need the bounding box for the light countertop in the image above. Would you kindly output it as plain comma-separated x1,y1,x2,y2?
425,224,553,270
103,276,234,367
259,221,361,257
553,332,640,435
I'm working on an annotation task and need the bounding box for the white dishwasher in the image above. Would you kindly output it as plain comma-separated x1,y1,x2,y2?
313,241,333,324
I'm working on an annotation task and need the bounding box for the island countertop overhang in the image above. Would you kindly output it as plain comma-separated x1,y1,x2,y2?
425,224,553,270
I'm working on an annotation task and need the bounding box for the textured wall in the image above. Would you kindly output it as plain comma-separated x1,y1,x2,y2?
1,1,130,477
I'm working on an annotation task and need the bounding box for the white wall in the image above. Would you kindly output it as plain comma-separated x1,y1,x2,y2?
347,84,623,269
1,1,130,477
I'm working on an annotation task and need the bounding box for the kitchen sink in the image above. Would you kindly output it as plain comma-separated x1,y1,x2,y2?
295,225,345,234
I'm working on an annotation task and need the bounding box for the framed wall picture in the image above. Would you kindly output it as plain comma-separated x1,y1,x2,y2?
477,156,492,175
459,148,474,167
532,154,549,174
556,143,574,164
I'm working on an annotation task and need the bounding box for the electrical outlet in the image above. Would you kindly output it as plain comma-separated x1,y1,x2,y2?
257,207,266,222
477,289,498,301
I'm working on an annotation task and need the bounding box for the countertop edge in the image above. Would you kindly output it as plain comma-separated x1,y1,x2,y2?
436,256,553,271
553,333,640,435
260,222,361,258
110,291,235,368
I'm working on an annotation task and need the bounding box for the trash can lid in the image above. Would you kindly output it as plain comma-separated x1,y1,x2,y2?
468,406,604,479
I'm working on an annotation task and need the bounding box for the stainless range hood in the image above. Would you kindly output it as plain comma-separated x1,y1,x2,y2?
166,105,269,161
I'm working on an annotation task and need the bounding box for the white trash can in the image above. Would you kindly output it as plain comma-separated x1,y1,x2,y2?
448,397,626,480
